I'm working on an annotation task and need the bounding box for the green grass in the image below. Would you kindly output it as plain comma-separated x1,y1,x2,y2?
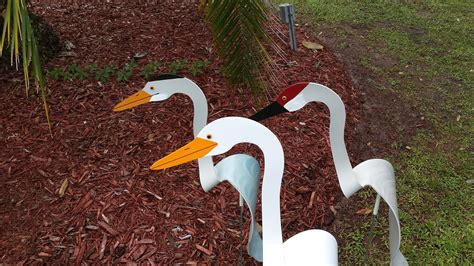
296,1,474,264
396,134,473,264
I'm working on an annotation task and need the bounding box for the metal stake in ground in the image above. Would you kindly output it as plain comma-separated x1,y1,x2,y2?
279,3,297,51
365,194,382,263
239,196,244,265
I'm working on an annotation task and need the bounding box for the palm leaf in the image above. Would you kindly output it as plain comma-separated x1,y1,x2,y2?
1,0,51,133
204,0,279,97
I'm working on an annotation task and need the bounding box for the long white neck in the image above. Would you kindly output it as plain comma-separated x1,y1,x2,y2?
170,79,218,191
260,131,286,264
302,83,362,197
207,117,286,264
178,80,208,135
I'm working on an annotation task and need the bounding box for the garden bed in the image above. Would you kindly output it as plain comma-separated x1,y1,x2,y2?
0,1,364,263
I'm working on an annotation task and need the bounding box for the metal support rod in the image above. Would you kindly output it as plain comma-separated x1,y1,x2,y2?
366,194,382,263
288,8,297,50
239,195,244,265
279,3,297,51
373,194,381,216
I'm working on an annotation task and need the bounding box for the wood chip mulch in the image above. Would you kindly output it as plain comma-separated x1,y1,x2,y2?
0,1,364,264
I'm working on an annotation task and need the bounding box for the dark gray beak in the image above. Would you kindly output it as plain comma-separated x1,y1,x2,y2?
249,101,288,122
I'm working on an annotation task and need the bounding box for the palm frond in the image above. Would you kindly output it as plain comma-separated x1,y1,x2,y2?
1,0,51,133
204,0,279,97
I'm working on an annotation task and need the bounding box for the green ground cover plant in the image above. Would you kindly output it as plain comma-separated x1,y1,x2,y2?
47,59,212,83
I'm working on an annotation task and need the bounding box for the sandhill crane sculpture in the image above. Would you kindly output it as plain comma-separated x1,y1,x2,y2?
250,82,408,265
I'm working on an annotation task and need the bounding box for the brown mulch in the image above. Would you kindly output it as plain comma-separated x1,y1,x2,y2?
0,1,364,264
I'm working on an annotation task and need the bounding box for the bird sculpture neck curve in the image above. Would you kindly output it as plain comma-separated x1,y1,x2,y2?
203,117,286,264
168,78,217,191
288,83,407,265
257,123,286,264
301,83,362,197
170,78,209,136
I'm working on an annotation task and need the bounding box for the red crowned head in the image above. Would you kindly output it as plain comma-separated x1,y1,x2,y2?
276,82,309,106
249,82,309,121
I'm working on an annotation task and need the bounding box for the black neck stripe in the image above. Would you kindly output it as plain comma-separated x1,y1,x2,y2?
147,74,184,81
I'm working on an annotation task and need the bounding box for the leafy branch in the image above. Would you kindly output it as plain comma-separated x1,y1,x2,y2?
204,0,278,96
1,0,51,132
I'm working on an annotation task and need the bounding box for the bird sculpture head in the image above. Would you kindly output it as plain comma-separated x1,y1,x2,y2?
249,82,311,121
149,117,247,170
113,74,187,112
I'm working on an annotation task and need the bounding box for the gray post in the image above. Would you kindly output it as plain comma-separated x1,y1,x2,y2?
279,3,297,51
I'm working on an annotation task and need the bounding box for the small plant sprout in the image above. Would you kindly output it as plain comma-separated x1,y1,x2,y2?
189,59,211,76
85,63,98,76
140,61,161,80
47,67,65,80
168,59,188,74
95,64,117,83
67,64,88,80
116,59,138,82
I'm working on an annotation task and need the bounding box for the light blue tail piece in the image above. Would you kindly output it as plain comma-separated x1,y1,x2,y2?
214,154,263,262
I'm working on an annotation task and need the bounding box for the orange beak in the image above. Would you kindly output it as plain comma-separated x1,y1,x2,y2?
150,138,217,170
113,90,152,112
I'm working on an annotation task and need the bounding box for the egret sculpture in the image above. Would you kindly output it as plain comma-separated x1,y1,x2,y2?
151,117,339,265
113,74,263,261
250,82,408,265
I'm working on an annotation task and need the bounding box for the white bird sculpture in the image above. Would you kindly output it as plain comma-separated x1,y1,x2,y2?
113,74,263,261
249,82,408,265
150,117,339,265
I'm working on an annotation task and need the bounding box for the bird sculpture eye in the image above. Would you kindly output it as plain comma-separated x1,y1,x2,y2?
282,96,287,100
206,134,212,139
